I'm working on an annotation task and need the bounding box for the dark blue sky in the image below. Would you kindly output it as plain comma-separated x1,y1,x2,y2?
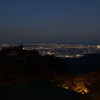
0,0,100,44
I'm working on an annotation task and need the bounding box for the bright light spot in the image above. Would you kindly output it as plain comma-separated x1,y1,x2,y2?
65,55,73,58
97,45,100,48
23,48,25,50
61,82,89,94
75,54,83,58
73,84,89,94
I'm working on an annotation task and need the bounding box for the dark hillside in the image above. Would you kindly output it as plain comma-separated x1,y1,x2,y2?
0,46,69,86
0,80,81,100
63,53,100,73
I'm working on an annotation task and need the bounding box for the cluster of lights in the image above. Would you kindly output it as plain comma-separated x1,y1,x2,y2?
0,43,100,58
97,45,100,49
73,84,89,94
61,82,89,94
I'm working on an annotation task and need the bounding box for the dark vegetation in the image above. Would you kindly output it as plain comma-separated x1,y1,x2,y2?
0,80,81,100
0,45,69,86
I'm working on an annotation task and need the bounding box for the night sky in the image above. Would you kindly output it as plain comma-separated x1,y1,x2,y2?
0,0,100,44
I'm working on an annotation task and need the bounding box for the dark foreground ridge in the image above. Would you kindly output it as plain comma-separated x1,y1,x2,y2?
0,80,81,100
0,46,100,100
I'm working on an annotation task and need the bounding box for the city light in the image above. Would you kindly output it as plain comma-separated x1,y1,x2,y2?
0,43,100,58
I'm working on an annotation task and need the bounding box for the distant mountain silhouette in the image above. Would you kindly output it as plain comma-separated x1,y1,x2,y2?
63,53,100,74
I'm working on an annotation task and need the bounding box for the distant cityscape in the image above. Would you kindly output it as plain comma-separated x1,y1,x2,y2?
0,43,100,58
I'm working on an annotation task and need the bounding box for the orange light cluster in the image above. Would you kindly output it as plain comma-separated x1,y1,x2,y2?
73,84,89,94
60,82,89,94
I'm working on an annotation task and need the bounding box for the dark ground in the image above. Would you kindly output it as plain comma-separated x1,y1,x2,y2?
0,81,81,100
